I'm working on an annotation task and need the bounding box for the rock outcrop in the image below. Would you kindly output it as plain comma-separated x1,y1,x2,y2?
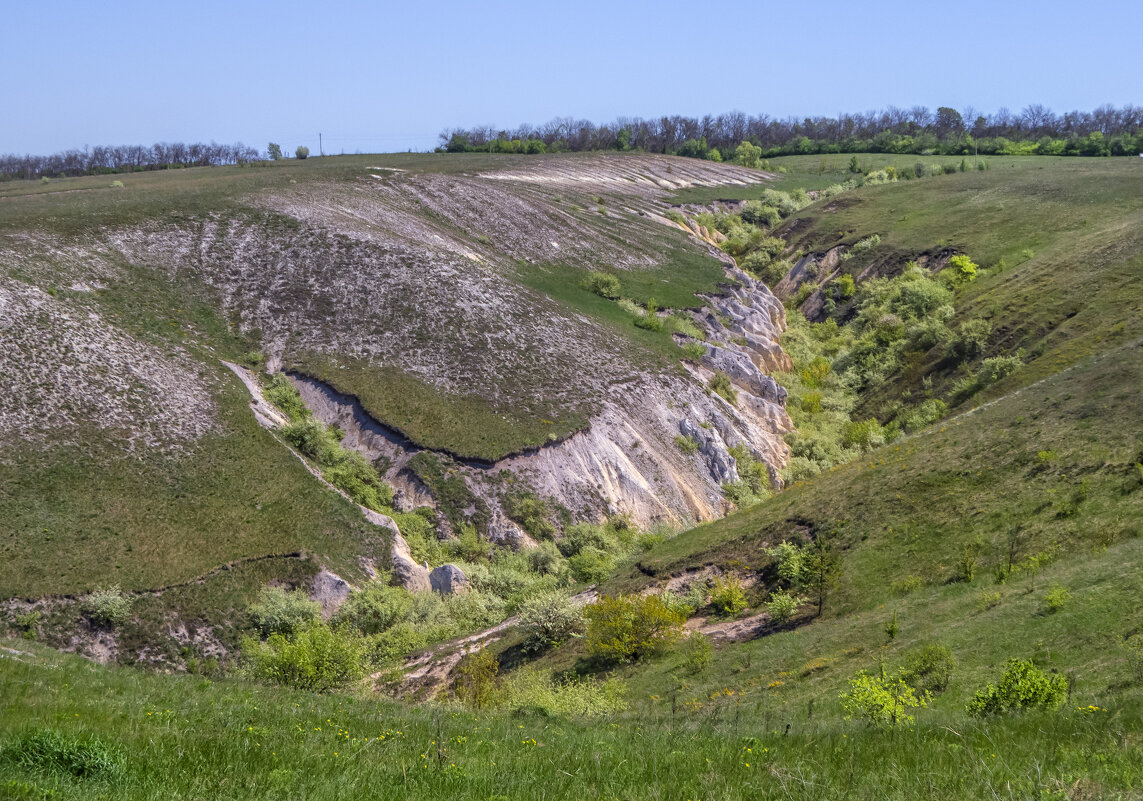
429,564,470,595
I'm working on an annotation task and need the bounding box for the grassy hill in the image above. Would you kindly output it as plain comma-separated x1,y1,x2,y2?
2,153,1142,800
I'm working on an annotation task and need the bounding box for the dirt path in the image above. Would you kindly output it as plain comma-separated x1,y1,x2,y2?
378,588,600,698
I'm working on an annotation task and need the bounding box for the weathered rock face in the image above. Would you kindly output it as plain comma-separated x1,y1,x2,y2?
387,527,431,593
281,235,795,536
311,569,352,618
679,418,739,485
429,564,470,595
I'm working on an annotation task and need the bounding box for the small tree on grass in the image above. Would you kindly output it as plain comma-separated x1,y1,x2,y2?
709,575,748,616
267,142,283,161
765,590,800,623
802,533,843,616
898,643,957,694
295,145,310,160
584,594,684,664
840,669,928,728
966,659,1068,716
682,632,713,674
518,592,585,652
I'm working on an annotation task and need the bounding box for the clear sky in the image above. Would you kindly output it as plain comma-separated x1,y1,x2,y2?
4,0,1141,155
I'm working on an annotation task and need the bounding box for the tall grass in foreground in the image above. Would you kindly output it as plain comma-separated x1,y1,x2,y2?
1,640,1139,800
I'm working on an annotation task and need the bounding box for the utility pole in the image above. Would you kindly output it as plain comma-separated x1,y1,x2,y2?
319,133,323,157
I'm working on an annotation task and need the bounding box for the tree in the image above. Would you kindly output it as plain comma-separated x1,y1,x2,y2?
934,107,965,137
267,142,283,161
840,670,928,728
802,533,842,616
295,145,310,160
734,140,763,168
584,594,683,664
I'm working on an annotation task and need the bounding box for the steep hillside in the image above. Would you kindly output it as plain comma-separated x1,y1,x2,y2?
0,153,788,610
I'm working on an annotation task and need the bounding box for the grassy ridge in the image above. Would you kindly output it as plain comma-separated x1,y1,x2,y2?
607,337,1143,605
1,637,1139,800
287,353,593,463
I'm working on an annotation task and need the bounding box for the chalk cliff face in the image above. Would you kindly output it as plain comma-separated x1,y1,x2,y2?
1,152,791,558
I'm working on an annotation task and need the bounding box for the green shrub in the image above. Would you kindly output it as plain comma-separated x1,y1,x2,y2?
834,273,856,299
977,590,1002,612
709,371,737,405
445,590,507,632
517,591,585,652
766,541,806,588
764,590,800,623
502,490,557,541
681,341,707,361
800,391,824,414
899,644,956,694
850,234,881,254
527,541,564,575
263,373,309,421
741,201,781,228
709,575,748,616
243,624,366,692
248,586,321,637
682,632,713,674
295,145,309,159
842,418,885,451
584,594,684,664
945,318,991,363
81,585,132,628
332,583,412,635
14,610,41,639
884,612,899,642
633,298,664,332
4,728,124,780
454,649,500,709
659,585,706,618
322,451,394,511
449,524,492,562
568,547,614,583
558,523,614,558
583,271,621,299
363,622,424,666
674,434,700,454
946,254,979,283
1044,585,1072,613
840,671,928,728
966,659,1068,716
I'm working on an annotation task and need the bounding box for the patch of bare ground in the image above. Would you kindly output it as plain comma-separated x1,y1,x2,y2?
0,276,217,455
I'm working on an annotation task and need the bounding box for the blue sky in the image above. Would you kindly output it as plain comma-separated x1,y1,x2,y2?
3,0,1140,155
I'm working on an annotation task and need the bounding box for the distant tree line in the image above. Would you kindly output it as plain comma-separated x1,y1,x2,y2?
438,104,1143,158
0,141,264,181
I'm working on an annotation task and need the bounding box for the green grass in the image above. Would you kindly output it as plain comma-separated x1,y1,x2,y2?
0,366,383,598
1,635,1139,800
670,154,1079,202
287,353,593,463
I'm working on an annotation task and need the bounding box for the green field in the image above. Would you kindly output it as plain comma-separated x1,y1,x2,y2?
2,635,1139,800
